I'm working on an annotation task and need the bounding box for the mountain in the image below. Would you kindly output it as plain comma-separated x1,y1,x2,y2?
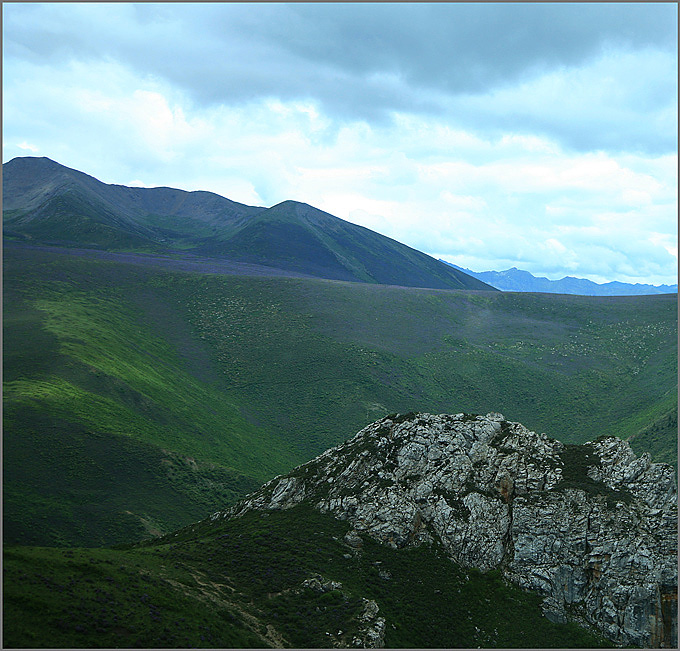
4,159,677,648
2,156,493,291
201,199,490,289
4,412,676,648
442,262,678,296
2,156,260,250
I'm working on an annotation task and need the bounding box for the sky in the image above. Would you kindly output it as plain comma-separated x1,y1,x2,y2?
3,2,678,285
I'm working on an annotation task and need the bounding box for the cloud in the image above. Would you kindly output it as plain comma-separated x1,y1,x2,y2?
16,141,39,153
447,47,677,154
3,3,676,153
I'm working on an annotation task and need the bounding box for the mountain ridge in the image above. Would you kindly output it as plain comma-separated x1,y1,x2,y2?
443,261,677,296
2,155,261,225
3,156,493,291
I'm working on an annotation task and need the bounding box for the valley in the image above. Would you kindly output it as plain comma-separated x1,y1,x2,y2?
3,242,677,549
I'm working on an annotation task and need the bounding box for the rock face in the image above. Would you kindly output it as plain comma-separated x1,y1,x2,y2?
214,412,678,648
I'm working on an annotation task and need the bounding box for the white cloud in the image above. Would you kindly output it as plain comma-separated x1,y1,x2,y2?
16,141,39,153
448,47,677,153
649,232,678,259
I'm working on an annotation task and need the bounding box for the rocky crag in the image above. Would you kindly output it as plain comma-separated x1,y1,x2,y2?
213,412,677,648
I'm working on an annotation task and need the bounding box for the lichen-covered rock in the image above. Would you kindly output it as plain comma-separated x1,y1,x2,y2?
301,574,343,593
352,599,386,648
215,412,677,648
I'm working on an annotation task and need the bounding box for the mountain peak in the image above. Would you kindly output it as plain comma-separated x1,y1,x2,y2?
269,199,301,210
4,155,85,178
6,155,58,166
213,411,677,648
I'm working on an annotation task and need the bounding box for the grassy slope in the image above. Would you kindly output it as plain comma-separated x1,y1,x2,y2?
626,396,678,467
184,273,677,454
206,200,492,290
3,504,610,649
3,248,299,546
4,246,677,548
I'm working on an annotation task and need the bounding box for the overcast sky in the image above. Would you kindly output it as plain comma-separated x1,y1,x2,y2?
3,2,677,285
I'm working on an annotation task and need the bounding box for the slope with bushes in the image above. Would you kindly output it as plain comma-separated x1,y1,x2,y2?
3,245,676,548
3,503,611,649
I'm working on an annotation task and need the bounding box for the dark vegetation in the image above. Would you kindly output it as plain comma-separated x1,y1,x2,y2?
3,504,611,649
4,244,677,548
627,404,678,468
555,443,633,506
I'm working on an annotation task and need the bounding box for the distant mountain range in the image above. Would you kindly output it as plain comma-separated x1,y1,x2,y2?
442,262,677,296
2,156,493,292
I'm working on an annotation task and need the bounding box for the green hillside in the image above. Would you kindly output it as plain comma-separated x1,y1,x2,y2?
3,504,610,649
3,245,676,548
627,397,678,465
3,191,160,250
202,199,492,289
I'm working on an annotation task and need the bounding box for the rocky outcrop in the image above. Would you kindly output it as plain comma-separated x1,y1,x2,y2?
352,599,386,649
297,575,385,648
213,412,678,648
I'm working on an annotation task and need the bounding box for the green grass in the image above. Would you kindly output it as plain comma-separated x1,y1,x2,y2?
4,245,677,548
3,249,301,546
3,504,611,649
19,290,298,472
627,393,678,471
2,545,268,648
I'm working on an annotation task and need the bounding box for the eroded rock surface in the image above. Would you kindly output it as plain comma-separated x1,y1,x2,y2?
214,412,677,648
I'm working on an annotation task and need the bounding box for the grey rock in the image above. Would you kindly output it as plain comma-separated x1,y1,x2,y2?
353,599,386,648
301,574,343,594
216,412,677,648
343,529,363,550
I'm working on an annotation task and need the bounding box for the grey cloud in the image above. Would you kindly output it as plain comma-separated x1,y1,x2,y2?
7,3,676,94
145,2,679,131
248,3,676,91
4,2,677,151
